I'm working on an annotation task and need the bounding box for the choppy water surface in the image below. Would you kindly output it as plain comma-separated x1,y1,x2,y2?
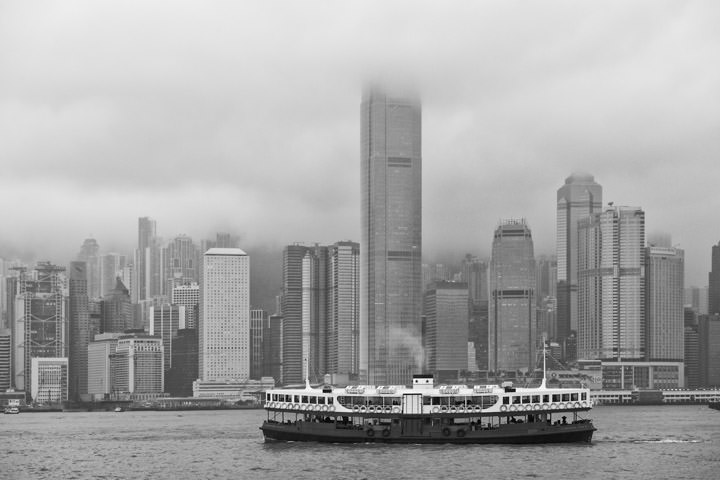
2,405,718,479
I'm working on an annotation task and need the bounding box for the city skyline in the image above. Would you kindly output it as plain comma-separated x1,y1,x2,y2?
1,2,718,287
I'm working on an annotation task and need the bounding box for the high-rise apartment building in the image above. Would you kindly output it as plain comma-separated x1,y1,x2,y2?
200,248,250,382
360,85,422,385
577,206,645,361
12,262,67,392
0,328,10,391
250,309,266,380
281,242,360,385
68,261,89,401
78,238,101,299
556,173,602,352
709,242,720,315
645,246,684,361
488,220,536,373
327,241,360,378
423,281,469,374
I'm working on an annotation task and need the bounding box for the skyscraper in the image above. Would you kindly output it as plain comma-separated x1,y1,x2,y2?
327,241,360,378
488,220,536,373
68,261,89,401
577,206,645,361
360,85,422,385
164,235,200,293
78,239,101,299
556,173,602,354
100,253,127,298
102,278,133,333
149,303,184,372
12,262,67,392
423,281,469,375
135,216,160,302
171,282,200,329
200,248,250,382
281,244,311,385
645,245,684,361
709,242,720,315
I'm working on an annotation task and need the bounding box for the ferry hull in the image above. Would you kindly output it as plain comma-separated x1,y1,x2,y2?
261,420,595,444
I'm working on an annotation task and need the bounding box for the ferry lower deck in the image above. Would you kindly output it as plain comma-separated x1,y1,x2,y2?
261,408,595,444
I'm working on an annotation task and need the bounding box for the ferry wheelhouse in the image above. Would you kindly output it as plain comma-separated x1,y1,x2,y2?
260,375,595,444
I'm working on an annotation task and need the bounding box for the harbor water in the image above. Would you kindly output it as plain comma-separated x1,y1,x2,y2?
2,405,718,479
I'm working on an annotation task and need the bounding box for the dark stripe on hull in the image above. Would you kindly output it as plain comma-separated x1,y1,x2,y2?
261,423,595,444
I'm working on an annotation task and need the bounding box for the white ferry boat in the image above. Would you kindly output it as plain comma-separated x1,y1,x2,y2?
260,374,595,444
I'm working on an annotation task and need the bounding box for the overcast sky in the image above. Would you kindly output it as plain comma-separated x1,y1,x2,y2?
1,0,719,286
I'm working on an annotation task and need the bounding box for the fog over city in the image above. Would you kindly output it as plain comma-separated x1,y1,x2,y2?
1,0,719,287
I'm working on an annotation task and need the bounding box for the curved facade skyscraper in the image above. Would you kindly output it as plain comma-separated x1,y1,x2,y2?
488,220,536,373
360,85,422,385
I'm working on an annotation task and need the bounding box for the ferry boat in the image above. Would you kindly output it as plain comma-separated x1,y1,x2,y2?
260,374,596,444
4,399,21,414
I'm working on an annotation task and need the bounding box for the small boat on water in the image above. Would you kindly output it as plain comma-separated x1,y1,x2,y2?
260,374,595,444
4,400,21,414
114,407,125,412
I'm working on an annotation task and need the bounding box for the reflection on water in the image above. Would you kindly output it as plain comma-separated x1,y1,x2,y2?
1,406,718,480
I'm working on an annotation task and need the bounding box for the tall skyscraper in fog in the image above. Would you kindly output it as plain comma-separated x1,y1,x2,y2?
132,217,156,303
709,242,720,315
578,206,645,361
645,245,684,361
200,248,250,381
488,220,536,373
68,261,89,401
360,85,422,385
556,173,602,355
78,238,101,299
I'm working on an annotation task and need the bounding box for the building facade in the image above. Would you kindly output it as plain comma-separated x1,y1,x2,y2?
360,85,423,385
171,282,200,329
111,334,164,397
577,206,645,361
149,303,185,371
709,242,720,315
200,248,250,382
488,220,536,373
31,357,68,404
423,281,469,374
68,261,90,401
645,246,684,361
556,173,602,356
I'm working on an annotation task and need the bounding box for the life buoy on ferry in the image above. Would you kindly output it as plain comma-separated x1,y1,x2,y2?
533,404,541,411
321,405,328,412
280,403,286,409
442,427,451,437
457,406,465,413
353,405,360,412
541,404,549,410
384,406,391,413
392,406,401,414
360,406,367,413
366,428,375,437
500,405,507,412
574,402,581,409
550,403,557,409
329,405,336,412
449,406,457,413
509,405,517,412
432,406,440,414
526,405,532,412
558,403,565,409
474,406,482,413
581,401,588,408
441,406,448,413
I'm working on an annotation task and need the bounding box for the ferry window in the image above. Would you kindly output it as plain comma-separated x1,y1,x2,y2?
302,395,308,403
423,396,431,405
266,394,270,401
317,397,325,404
562,394,570,402
285,395,292,402
512,396,520,404
552,394,560,402
432,397,441,405
503,396,510,405
581,392,587,400
522,396,530,404
294,395,300,403
532,395,540,403
310,396,317,404
543,395,549,403
272,394,278,401
571,393,578,401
